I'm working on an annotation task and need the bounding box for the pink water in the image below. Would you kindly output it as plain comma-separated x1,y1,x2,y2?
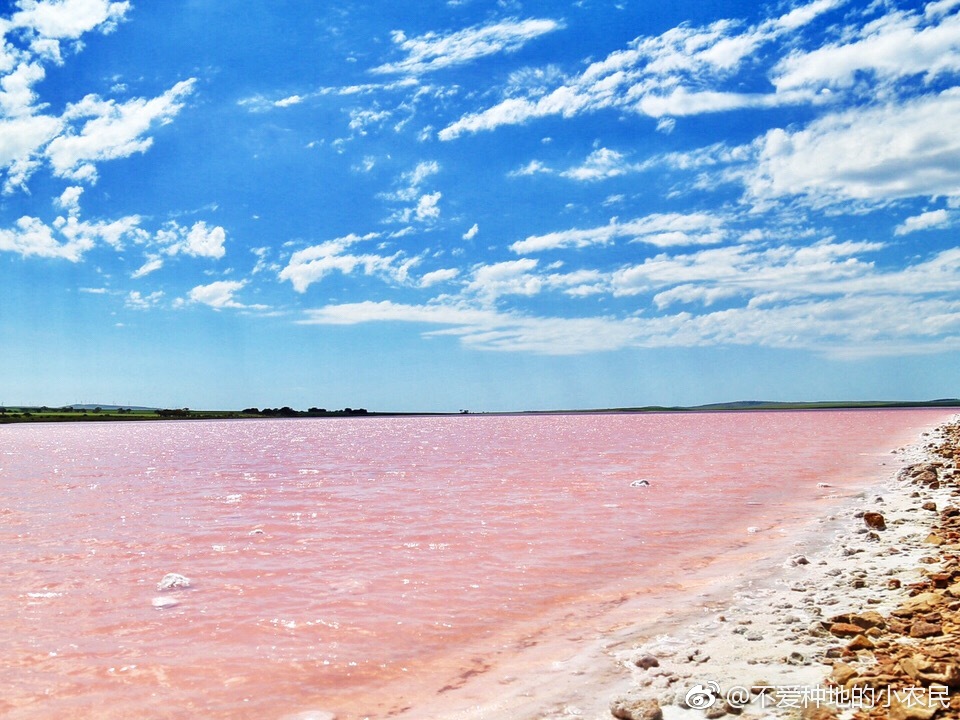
0,410,950,719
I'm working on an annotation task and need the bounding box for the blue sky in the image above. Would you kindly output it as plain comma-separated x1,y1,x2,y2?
1,0,959,412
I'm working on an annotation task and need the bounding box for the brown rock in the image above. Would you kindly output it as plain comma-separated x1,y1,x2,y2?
925,533,945,546
923,502,938,511
831,662,858,686
828,623,864,638
634,655,659,670
847,634,875,651
890,578,903,589
902,592,944,613
610,696,662,720
928,573,952,588
910,620,943,638
946,582,960,598
863,511,887,530
900,655,933,680
888,690,939,720
854,611,886,629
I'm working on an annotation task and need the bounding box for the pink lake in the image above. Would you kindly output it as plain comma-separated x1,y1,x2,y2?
0,410,951,719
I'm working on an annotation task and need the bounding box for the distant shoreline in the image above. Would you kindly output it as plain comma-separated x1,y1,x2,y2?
1,399,958,424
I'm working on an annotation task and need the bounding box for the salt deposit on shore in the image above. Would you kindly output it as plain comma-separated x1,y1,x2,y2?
608,415,960,720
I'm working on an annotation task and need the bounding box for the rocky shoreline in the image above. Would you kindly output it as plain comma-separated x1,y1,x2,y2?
606,416,960,720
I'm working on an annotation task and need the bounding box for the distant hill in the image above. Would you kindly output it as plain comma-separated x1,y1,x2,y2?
67,404,159,412
680,399,960,411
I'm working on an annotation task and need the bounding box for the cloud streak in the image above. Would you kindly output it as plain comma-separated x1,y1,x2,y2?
372,18,563,75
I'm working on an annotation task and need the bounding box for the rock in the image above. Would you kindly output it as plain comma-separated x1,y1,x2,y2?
888,691,939,720
889,578,903,589
924,533,944,546
831,662,858,685
151,596,179,609
828,622,864,638
856,611,886,629
901,592,943,614
610,696,662,720
635,655,659,670
847,634,875,651
909,620,943,638
157,573,191,591
280,712,337,720
923,502,938,511
863,512,887,530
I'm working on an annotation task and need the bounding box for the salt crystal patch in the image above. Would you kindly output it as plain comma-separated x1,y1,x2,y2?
157,573,191,591
152,596,179,609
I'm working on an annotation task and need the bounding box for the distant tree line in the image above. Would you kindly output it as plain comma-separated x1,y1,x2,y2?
241,407,369,417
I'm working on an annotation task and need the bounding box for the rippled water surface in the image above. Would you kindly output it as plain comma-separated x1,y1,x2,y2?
0,410,949,718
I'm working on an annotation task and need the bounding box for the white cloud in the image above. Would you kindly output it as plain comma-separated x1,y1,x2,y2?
274,94,303,108
56,213,144,250
155,220,227,258
278,232,419,293
45,79,196,183
372,18,563,75
894,208,952,235
55,184,83,214
187,280,250,310
772,4,960,93
465,258,542,300
655,117,676,134
415,191,441,221
0,0,194,193
125,289,164,310
420,267,460,287
439,0,837,139
382,161,443,223
0,210,145,261
559,147,642,181
131,255,163,278
348,107,391,134
511,212,728,253
462,223,479,240
746,90,960,206
182,221,226,258
0,214,92,260
509,159,551,177
12,0,130,41
296,277,960,358
0,114,62,192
